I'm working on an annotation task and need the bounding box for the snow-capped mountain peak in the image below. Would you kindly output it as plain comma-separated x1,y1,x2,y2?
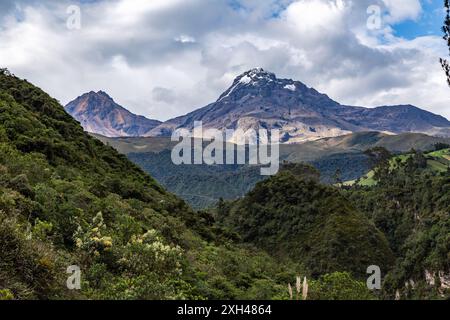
217,68,298,102
147,69,450,142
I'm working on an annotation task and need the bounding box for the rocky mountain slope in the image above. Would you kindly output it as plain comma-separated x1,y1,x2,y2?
147,68,450,142
65,91,161,137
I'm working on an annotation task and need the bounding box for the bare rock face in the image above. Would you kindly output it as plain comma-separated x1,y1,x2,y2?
65,91,161,137
425,270,450,290
147,68,450,143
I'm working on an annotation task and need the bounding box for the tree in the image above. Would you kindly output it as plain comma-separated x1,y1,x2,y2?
434,142,450,151
309,272,375,300
333,168,342,186
0,68,11,76
365,147,392,182
442,0,450,85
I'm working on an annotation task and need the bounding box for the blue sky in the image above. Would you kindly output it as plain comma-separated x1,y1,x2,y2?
393,0,445,39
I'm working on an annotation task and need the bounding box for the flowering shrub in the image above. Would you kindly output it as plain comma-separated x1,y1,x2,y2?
118,229,184,277
74,212,113,258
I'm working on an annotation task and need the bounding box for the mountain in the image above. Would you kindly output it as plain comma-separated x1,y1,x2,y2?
65,91,161,137
0,69,303,300
1,69,447,300
147,68,450,142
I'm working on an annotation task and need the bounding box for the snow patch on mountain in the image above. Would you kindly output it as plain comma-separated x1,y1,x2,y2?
239,75,252,84
284,84,296,91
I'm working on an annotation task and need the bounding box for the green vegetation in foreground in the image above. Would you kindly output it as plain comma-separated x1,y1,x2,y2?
346,150,450,300
0,69,299,299
216,164,394,278
1,69,447,300
0,69,376,300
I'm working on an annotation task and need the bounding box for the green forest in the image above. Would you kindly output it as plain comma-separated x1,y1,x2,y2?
0,69,448,300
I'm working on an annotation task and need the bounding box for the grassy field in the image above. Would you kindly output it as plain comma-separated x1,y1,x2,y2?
344,148,450,186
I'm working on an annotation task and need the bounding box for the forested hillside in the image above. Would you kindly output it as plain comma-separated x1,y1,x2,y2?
346,150,450,299
215,159,449,299
128,150,372,208
216,164,394,278
0,69,447,300
99,132,449,209
0,69,302,300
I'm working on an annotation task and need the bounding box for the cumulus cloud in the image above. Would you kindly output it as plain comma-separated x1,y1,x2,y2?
382,0,422,23
0,0,448,121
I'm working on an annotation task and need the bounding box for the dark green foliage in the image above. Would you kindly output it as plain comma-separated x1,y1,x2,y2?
217,164,394,278
129,150,372,208
0,71,297,300
346,152,450,299
0,209,73,299
310,152,371,184
128,150,266,209
442,0,450,85
434,142,450,151
309,272,375,300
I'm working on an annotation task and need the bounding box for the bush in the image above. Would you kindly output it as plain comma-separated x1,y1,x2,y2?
309,272,375,300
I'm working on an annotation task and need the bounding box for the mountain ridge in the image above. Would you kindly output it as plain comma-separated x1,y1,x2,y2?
65,68,450,142
65,91,161,137
146,68,450,142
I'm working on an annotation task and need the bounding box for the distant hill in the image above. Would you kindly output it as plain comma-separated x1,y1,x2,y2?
216,164,394,278
92,134,177,154
280,132,450,163
146,68,450,142
96,132,450,208
345,148,450,186
95,131,450,157
65,91,161,137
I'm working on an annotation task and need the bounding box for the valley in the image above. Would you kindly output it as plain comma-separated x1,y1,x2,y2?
1,0,449,305
95,132,450,208
0,69,448,301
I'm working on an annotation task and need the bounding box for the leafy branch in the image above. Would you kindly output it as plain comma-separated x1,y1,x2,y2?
441,0,450,86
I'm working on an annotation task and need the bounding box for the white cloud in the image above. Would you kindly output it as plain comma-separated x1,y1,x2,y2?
174,35,196,43
382,0,422,23
0,0,448,121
